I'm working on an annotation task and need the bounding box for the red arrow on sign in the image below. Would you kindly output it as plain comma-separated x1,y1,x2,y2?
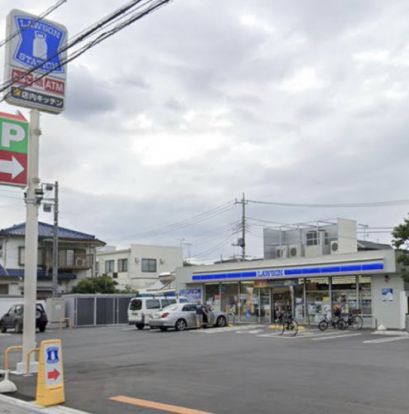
47,369,60,381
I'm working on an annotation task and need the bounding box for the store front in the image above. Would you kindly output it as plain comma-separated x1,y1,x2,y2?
201,276,372,326
176,249,405,329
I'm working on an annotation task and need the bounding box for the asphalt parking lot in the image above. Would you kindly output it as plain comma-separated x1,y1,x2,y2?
1,325,409,414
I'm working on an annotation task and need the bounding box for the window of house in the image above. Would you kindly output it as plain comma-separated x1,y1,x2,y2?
18,247,44,266
118,258,128,272
105,260,115,273
59,249,75,267
0,284,8,295
141,258,157,273
306,231,318,246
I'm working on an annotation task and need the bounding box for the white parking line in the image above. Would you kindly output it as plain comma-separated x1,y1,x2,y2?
363,336,409,344
194,325,264,334
236,329,265,334
312,333,362,341
0,333,11,337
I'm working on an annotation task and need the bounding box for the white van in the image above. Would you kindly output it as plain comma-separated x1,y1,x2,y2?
128,296,188,329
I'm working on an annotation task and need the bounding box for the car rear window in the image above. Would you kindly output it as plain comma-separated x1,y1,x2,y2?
146,299,161,309
130,299,142,311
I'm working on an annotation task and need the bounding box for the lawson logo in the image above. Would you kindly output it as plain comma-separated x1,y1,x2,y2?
256,269,284,277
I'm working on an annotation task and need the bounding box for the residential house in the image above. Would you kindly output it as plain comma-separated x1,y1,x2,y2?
0,222,105,298
96,244,183,291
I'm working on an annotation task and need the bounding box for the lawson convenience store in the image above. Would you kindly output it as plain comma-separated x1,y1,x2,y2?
175,249,408,329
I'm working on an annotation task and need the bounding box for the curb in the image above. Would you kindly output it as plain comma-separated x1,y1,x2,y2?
0,394,91,414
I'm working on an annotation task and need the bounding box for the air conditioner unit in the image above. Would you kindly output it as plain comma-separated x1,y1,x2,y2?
330,240,339,254
75,257,85,267
276,246,288,259
289,244,303,258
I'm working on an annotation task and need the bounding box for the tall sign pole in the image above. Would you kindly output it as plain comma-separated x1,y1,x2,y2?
20,109,41,373
3,9,68,374
52,181,59,297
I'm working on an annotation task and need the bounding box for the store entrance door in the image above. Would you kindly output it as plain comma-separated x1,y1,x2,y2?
272,288,292,323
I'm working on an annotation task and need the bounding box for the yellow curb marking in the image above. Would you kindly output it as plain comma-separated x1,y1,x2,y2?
110,395,213,414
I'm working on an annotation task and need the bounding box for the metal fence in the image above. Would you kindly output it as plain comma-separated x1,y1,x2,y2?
64,294,134,327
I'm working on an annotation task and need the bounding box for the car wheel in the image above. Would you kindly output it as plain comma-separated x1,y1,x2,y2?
160,327,168,332
0,322,6,333
136,323,145,330
216,316,227,328
175,319,187,331
39,324,46,333
14,321,22,334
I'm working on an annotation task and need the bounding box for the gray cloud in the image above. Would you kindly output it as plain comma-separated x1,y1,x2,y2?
0,0,408,260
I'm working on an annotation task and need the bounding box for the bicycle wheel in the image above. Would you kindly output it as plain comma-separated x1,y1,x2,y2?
350,315,363,330
318,320,329,331
337,319,347,330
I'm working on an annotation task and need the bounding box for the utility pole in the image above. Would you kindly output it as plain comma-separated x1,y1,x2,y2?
52,181,59,297
234,193,248,261
42,181,59,296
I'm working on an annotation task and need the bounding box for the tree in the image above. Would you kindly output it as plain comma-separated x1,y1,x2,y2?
72,275,118,294
392,215,409,282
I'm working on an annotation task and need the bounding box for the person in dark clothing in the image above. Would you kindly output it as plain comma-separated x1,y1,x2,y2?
196,304,204,328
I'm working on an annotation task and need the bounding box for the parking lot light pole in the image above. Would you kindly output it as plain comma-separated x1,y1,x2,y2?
18,109,41,374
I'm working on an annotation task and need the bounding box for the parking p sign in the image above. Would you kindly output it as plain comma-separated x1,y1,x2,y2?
4,9,68,114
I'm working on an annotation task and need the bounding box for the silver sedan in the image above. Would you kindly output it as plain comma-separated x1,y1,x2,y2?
149,303,228,331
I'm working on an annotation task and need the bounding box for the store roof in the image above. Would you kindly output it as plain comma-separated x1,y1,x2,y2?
357,240,393,251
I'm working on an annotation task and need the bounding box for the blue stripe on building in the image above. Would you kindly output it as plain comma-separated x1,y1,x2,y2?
192,261,384,282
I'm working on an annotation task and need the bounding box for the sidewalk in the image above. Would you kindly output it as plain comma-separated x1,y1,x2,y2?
0,394,91,414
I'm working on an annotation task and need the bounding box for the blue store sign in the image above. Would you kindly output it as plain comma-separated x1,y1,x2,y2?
13,15,66,74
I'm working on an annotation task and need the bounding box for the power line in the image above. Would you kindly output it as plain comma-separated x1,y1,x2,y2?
0,0,68,49
247,199,409,208
0,0,171,100
108,201,235,241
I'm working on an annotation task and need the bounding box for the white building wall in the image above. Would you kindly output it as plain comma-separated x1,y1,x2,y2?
1,238,24,268
371,274,405,329
96,244,183,291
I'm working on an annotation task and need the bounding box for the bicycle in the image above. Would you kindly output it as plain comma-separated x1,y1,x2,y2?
318,314,347,331
279,312,298,336
343,312,363,330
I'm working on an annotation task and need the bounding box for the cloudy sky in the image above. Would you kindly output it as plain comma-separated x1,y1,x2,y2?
0,0,408,261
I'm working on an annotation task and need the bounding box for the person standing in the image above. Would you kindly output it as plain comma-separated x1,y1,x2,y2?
196,304,203,328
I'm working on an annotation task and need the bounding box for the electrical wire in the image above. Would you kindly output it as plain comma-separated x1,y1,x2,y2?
0,0,68,49
247,199,409,208
0,0,171,101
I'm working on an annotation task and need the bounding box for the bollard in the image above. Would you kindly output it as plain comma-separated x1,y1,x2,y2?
0,345,22,393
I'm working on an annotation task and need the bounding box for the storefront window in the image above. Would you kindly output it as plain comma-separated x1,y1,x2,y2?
239,282,258,323
259,288,271,324
359,276,372,316
221,283,239,316
205,284,221,311
306,277,330,324
294,281,305,323
332,276,357,315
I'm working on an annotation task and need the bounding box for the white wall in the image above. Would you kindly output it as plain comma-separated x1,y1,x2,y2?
96,244,183,290
372,274,405,329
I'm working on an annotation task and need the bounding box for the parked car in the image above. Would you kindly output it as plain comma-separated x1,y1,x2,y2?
0,303,48,333
127,296,188,329
149,303,228,331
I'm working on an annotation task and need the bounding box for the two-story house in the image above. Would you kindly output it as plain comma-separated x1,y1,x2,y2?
0,221,105,298
96,244,183,291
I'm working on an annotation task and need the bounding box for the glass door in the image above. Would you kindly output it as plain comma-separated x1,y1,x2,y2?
259,288,271,324
272,288,292,322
